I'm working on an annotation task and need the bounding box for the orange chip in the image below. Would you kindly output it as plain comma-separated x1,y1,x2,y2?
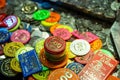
46,12,61,22
0,0,6,8
27,76,35,80
39,48,68,69
107,75,120,80
48,68,79,80
50,24,61,34
90,39,102,51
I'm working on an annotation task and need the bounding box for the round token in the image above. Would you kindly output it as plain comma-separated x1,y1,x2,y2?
28,76,36,80
41,20,57,27
48,68,79,80
46,12,61,22
56,25,73,32
11,29,30,44
3,15,18,30
15,46,34,61
33,9,50,20
10,58,22,72
53,28,71,40
107,75,120,80
0,58,17,77
40,49,68,69
44,36,66,54
0,0,6,8
32,70,50,80
75,50,94,64
65,42,76,59
66,62,83,74
50,24,61,34
90,39,102,51
35,39,45,54
9,17,21,32
70,39,90,56
95,49,114,58
0,28,10,43
4,42,24,57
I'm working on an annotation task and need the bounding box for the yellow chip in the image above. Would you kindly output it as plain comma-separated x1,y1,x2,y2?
10,58,22,72
3,42,24,57
41,21,57,27
56,25,73,32
65,42,76,58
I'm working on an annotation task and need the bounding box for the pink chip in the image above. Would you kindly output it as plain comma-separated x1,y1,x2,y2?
3,15,18,30
53,28,71,40
72,30,98,43
11,29,30,44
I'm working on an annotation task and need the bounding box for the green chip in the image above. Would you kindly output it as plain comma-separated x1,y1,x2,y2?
33,9,50,20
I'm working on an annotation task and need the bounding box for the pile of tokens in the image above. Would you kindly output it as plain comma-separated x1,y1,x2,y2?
0,0,120,80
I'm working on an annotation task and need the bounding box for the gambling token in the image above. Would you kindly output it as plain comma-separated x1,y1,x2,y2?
90,39,102,51
18,50,42,77
53,28,71,40
3,42,24,57
10,29,31,44
44,36,66,54
95,49,114,58
0,21,7,27
70,39,90,56
33,9,50,20
0,28,10,43
65,42,76,59
9,17,21,32
46,12,61,22
15,46,34,61
41,31,50,39
48,68,79,80
32,70,50,80
31,29,42,38
50,24,61,34
56,25,73,32
39,49,68,69
107,75,120,80
41,2,52,9
0,13,7,21
41,20,57,27
0,58,17,77
75,50,94,64
32,38,44,48
35,39,45,54
3,15,18,30
0,0,6,8
66,62,84,74
10,58,22,72
28,76,36,80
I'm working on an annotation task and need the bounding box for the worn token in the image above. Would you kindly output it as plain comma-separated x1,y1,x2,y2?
46,12,61,22
75,50,94,64
0,28,10,43
28,76,36,80
4,42,24,57
44,36,66,54
50,24,61,34
33,9,50,20
32,70,50,80
65,42,76,59
11,29,30,44
35,39,45,54
90,39,102,51
107,75,120,80
40,49,68,69
70,39,90,56
10,58,22,72
56,25,73,32
66,62,84,74
15,46,34,61
41,20,57,27
9,17,21,32
53,28,71,40
48,68,79,80
0,58,17,77
3,15,18,30
0,0,6,8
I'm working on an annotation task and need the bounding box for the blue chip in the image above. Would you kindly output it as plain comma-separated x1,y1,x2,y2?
18,49,42,77
41,2,52,9
0,28,10,43
66,62,84,74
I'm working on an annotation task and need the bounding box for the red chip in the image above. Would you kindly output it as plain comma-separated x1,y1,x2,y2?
11,29,30,44
0,13,7,21
53,28,71,40
3,15,18,30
